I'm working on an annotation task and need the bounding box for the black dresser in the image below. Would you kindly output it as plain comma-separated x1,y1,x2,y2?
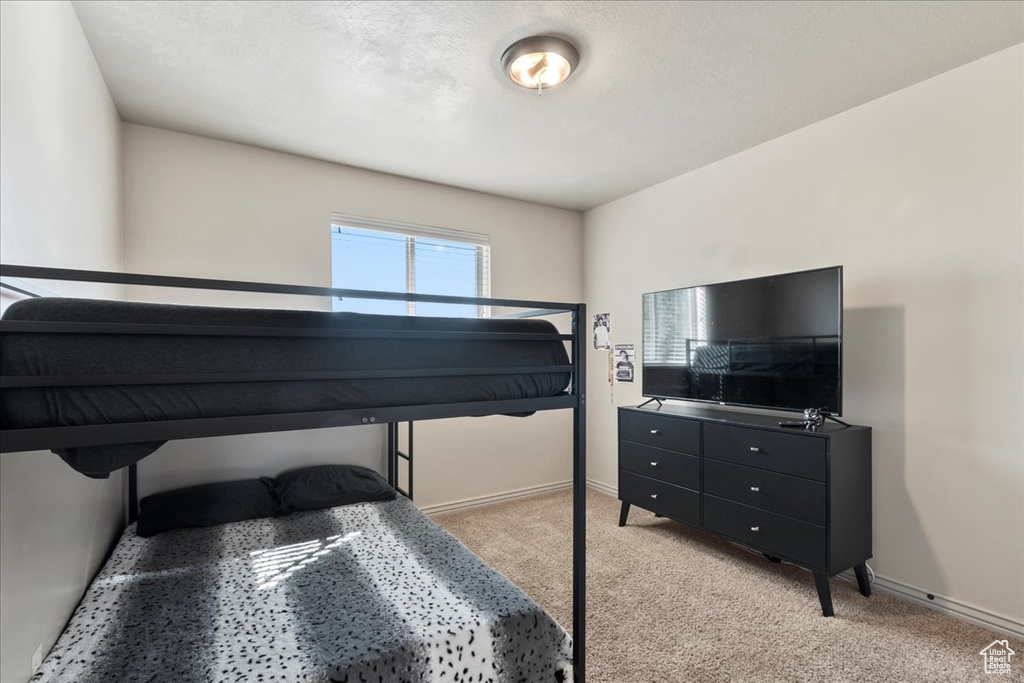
618,403,872,616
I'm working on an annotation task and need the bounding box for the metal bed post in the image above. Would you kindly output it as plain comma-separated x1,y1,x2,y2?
387,421,415,501
407,421,414,502
572,304,586,683
386,422,396,488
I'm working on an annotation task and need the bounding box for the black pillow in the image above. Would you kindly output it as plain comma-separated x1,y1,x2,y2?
136,478,279,537
270,465,395,513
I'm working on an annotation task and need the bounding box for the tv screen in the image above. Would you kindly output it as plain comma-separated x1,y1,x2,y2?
642,266,842,414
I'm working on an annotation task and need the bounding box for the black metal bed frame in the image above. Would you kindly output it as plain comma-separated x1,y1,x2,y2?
387,421,414,500
0,263,588,682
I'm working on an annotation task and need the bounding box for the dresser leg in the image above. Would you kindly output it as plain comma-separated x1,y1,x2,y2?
854,563,871,597
618,501,631,527
813,572,834,617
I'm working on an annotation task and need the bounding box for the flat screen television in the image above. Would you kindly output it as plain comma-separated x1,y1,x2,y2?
642,266,842,415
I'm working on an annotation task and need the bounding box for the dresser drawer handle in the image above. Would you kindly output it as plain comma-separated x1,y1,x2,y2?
750,486,760,492
650,429,660,435
650,494,658,499
750,526,760,532
650,461,659,467
749,446,761,452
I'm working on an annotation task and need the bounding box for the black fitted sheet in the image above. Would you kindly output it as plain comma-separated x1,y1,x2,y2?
1,298,571,477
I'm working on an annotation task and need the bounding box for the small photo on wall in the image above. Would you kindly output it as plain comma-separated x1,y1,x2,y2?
593,313,610,349
614,344,635,383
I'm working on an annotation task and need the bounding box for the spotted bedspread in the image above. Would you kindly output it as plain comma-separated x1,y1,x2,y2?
32,497,572,683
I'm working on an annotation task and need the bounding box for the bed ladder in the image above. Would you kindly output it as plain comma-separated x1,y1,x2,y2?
387,421,414,501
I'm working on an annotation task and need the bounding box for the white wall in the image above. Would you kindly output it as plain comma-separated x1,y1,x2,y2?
121,124,583,507
583,45,1024,625
0,2,124,682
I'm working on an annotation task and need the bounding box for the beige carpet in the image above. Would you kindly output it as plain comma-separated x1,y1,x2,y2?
434,489,1021,683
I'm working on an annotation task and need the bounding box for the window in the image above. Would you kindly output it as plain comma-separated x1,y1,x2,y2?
330,215,491,317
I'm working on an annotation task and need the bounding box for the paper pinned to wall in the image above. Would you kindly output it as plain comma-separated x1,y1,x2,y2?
614,344,635,383
593,313,610,349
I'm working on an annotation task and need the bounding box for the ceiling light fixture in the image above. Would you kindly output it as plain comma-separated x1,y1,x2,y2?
501,36,580,94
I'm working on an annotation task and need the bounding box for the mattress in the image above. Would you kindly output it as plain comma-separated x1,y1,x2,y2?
1,298,571,476
31,496,573,683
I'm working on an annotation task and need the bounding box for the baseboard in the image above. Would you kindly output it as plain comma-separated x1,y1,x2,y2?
420,480,572,516
839,569,1024,640
421,479,622,515
586,478,617,498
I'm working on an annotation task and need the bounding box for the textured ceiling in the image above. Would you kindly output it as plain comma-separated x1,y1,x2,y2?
73,1,1023,211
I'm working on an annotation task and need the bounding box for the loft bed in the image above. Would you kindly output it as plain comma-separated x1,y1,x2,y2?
0,263,588,682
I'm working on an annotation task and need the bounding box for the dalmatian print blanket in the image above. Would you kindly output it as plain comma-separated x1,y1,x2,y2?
32,497,572,682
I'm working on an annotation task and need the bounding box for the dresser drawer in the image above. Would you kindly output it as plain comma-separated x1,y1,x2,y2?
620,441,700,490
704,459,826,525
704,423,826,481
619,410,700,454
704,495,826,569
619,471,700,526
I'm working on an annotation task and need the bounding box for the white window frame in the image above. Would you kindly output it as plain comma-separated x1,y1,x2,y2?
330,213,491,317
